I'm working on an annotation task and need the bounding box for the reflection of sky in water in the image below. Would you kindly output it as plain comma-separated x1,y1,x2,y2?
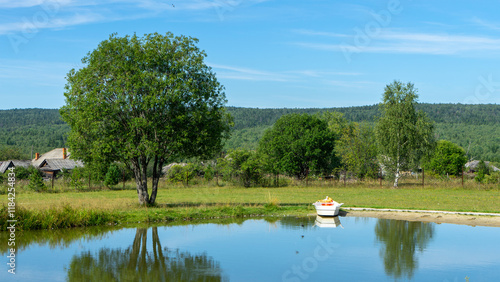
1,217,500,281
415,224,500,281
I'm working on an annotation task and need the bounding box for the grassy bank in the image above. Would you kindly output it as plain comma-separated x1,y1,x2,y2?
0,204,115,231
1,202,303,231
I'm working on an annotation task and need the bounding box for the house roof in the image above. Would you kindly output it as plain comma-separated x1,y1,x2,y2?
32,148,71,167
0,160,31,174
465,160,500,172
39,159,83,171
162,162,187,174
0,161,9,174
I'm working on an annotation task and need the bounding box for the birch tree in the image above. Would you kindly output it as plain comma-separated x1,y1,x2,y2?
375,81,435,187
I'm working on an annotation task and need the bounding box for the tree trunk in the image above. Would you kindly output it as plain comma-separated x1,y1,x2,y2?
422,167,425,187
150,156,163,205
461,166,464,187
394,163,400,188
132,156,150,205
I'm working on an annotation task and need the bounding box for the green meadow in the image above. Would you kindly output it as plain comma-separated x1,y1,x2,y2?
3,177,499,231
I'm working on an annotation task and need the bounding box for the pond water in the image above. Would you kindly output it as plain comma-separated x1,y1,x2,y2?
2,216,500,281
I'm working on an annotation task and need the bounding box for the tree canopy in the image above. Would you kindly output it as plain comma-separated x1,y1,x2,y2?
258,113,338,179
375,81,435,187
60,32,232,204
425,140,467,176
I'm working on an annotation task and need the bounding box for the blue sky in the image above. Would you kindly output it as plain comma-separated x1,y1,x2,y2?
1,0,500,109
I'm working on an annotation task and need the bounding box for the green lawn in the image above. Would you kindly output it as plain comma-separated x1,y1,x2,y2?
16,183,500,214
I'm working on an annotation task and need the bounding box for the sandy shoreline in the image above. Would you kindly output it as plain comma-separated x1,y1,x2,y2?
339,208,500,227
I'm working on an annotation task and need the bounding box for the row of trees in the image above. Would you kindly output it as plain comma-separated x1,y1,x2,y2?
227,112,500,163
166,82,476,188
55,32,495,205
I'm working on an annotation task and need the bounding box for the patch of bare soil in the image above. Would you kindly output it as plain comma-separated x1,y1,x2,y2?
341,209,500,227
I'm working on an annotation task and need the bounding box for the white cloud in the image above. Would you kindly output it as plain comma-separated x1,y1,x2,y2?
285,70,362,77
210,63,290,82
324,80,379,89
294,29,500,56
0,0,71,9
0,13,104,35
292,28,349,38
0,59,71,87
210,63,362,82
471,17,500,32
0,0,271,35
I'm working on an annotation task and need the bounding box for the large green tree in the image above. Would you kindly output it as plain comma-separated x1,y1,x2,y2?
425,140,467,176
60,32,232,205
375,81,435,187
258,113,338,180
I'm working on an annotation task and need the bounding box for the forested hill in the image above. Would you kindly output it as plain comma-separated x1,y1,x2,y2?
0,108,68,158
226,103,500,162
227,103,500,130
0,104,499,162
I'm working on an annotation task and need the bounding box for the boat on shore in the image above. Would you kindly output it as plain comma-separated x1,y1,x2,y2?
313,196,343,217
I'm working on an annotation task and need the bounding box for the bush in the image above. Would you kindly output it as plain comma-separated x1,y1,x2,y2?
204,164,215,182
104,163,121,187
70,167,87,190
14,166,31,180
28,167,46,192
426,140,467,177
216,149,267,187
483,172,500,184
166,163,202,185
475,160,491,183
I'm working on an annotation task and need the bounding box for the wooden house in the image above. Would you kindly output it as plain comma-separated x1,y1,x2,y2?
32,148,83,178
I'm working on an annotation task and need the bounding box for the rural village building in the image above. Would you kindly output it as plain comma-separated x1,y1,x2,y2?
0,148,83,177
0,160,31,174
465,160,500,173
33,148,83,178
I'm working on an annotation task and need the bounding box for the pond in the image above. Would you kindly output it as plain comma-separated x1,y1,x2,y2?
2,216,500,281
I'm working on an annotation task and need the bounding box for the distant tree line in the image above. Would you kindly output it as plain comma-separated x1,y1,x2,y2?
226,103,500,129
2,83,500,191
0,101,499,163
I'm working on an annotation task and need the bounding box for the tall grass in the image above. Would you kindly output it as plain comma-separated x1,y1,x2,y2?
0,204,116,231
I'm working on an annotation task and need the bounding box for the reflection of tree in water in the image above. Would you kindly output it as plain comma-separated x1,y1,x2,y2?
66,227,227,281
375,219,434,280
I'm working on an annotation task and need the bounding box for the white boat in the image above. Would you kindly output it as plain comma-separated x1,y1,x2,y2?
313,196,343,217
314,215,343,228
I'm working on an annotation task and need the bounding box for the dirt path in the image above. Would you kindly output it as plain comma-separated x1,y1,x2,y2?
340,207,500,227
